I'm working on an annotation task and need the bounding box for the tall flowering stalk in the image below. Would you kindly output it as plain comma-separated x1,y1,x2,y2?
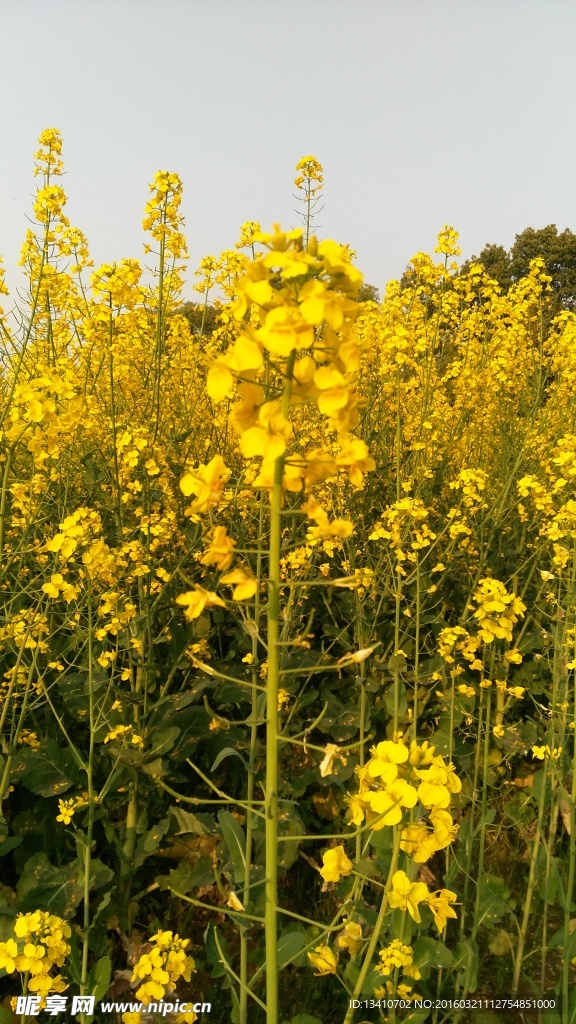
179,221,373,1021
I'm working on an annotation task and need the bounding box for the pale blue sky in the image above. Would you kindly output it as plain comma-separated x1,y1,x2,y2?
1,0,575,298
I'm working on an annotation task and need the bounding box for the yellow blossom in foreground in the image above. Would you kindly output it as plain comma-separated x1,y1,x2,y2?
180,455,230,514
427,888,458,931
176,586,226,620
130,930,195,1006
220,566,258,601
504,648,523,664
457,684,476,698
0,939,18,973
368,778,418,828
400,823,441,863
508,685,525,698
307,946,338,976
56,799,77,825
304,498,354,544
200,526,236,571
532,744,562,760
336,921,363,954
238,401,292,462
319,845,353,883
413,759,461,808
367,738,409,783
388,871,430,923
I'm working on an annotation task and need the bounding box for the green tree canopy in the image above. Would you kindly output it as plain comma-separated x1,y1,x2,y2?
177,300,219,338
466,224,576,311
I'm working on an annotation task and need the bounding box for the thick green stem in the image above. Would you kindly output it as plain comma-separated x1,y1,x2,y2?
119,780,139,926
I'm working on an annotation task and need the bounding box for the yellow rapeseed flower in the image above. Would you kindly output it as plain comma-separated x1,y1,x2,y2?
388,871,430,923
175,586,226,620
319,845,354,883
307,946,338,976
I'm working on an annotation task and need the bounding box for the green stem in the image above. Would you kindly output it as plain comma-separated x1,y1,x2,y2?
342,829,401,1024
80,588,96,1021
264,351,295,1024
472,687,491,945
512,760,547,993
562,714,576,1018
239,499,265,1024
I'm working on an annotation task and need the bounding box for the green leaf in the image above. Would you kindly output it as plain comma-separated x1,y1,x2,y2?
12,739,81,797
211,746,249,772
488,929,514,955
276,805,305,870
156,861,198,895
142,816,170,854
413,936,453,971
92,891,113,926
548,922,576,958
477,875,511,928
170,807,217,836
399,1011,432,1024
140,757,166,777
385,679,407,720
88,955,112,1002
147,726,180,759
230,983,241,1024
281,1016,324,1024
0,835,22,857
91,858,115,891
203,923,230,982
452,939,478,992
66,931,82,986
17,853,83,917
157,857,215,892
173,686,208,710
277,928,307,970
387,652,407,673
218,810,246,885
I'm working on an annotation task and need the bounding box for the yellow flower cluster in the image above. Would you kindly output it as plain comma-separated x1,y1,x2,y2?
389,871,458,931
294,155,324,195
376,939,421,979
175,224,376,618
142,171,187,261
126,930,196,1008
0,912,70,999
369,497,436,575
345,738,460,858
437,578,526,673
532,744,562,761
103,725,144,747
472,577,526,644
56,794,88,824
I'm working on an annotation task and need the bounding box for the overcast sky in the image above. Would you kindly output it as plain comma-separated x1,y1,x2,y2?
1,0,575,299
